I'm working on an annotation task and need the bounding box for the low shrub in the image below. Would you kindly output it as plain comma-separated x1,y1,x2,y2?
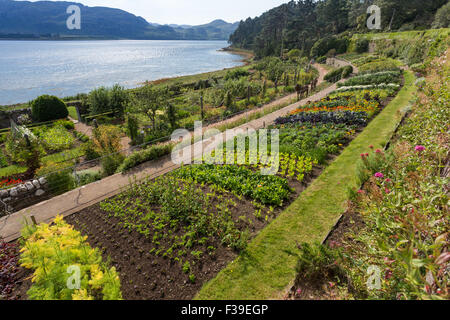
324,66,353,83
316,56,327,64
359,60,400,74
20,215,122,300
355,39,369,54
36,162,75,195
101,153,124,176
117,144,174,172
275,111,368,127
31,95,68,122
338,71,402,87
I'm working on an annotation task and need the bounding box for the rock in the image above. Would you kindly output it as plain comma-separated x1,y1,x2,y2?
0,190,8,199
25,182,35,192
35,189,45,197
3,197,12,203
18,184,27,194
9,188,18,198
32,180,41,189
38,177,47,186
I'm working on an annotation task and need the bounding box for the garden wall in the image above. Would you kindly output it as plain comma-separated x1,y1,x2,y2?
0,177,48,214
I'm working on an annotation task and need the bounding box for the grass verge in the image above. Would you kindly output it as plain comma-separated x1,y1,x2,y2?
195,70,417,300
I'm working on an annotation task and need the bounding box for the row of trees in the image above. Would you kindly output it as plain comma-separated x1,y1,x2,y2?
230,0,448,58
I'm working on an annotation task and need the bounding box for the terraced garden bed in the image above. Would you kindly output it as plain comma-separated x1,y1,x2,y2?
4,60,409,301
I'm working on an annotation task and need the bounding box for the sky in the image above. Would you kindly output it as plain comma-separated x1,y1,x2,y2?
21,0,289,25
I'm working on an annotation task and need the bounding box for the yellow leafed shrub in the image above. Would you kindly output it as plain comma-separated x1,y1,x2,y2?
20,215,122,300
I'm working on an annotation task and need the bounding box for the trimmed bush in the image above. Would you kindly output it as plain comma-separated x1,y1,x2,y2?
324,65,353,83
31,95,68,122
355,39,369,54
36,162,75,195
118,144,173,173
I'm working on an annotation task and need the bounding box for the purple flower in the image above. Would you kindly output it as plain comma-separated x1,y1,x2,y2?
375,172,384,179
415,145,426,152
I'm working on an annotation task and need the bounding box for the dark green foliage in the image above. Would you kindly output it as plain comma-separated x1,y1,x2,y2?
101,154,125,176
432,2,450,28
38,164,75,195
118,144,174,172
355,39,369,54
88,84,128,116
295,242,346,282
311,36,350,58
316,56,327,64
31,95,68,122
229,0,446,59
225,68,250,80
324,66,353,82
126,114,140,144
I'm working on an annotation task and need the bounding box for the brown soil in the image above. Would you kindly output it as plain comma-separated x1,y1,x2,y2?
10,173,309,300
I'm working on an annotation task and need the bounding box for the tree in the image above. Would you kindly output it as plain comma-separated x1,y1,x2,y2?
110,84,128,116
134,85,169,130
166,103,178,130
432,2,450,28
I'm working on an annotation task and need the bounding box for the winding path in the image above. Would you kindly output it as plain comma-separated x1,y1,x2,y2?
0,61,353,242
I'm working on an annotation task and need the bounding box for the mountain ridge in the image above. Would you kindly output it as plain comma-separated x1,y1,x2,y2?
0,0,239,40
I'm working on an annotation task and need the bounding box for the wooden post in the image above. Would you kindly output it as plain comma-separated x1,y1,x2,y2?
75,106,82,123
30,215,37,226
200,96,204,120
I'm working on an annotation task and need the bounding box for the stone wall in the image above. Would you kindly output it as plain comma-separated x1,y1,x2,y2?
0,177,48,213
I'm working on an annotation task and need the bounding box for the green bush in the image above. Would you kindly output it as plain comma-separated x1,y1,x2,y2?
55,119,75,130
341,66,353,78
316,56,327,64
355,39,369,54
324,66,352,83
0,153,8,168
101,154,124,177
77,169,102,186
31,95,69,122
37,163,75,195
82,140,100,160
118,144,173,173
296,242,347,282
225,68,250,80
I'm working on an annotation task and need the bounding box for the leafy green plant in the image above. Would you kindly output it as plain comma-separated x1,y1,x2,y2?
31,95,68,122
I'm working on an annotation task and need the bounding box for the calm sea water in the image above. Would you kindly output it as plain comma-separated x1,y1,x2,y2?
0,40,243,105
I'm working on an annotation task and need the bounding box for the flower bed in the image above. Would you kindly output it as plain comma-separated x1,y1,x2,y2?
290,51,449,300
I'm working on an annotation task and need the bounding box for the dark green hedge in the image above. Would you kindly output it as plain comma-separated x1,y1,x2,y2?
31,95,68,122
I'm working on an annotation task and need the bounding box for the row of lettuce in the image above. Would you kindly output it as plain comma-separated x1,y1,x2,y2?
294,53,449,299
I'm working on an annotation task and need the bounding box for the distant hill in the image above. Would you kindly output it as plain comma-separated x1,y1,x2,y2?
0,0,238,40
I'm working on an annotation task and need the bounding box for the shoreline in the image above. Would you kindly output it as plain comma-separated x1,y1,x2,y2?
0,46,254,109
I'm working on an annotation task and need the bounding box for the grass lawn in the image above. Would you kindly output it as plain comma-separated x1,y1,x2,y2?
0,165,27,178
195,70,417,300
67,106,79,120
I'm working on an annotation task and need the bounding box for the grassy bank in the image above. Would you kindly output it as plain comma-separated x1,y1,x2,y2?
196,70,417,300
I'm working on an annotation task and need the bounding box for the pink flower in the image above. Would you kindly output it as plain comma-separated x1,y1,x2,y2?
357,190,364,194
296,288,302,296
385,188,391,194
375,172,384,179
385,178,392,183
415,145,426,152
375,149,383,154
369,145,374,149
